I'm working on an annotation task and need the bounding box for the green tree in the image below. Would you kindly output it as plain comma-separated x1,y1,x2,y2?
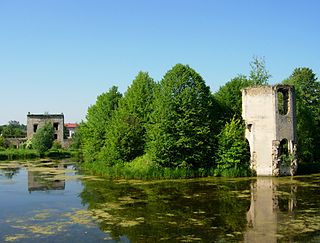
100,72,156,165
214,75,253,121
283,67,320,163
32,123,55,155
80,86,122,162
249,56,271,85
70,126,82,150
215,118,250,173
214,57,270,124
0,135,5,148
146,64,216,169
0,121,26,138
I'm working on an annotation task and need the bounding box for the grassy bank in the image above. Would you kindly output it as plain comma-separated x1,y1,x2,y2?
0,149,39,161
0,148,81,161
81,154,252,180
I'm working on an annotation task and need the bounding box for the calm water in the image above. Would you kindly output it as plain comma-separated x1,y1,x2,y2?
0,160,320,242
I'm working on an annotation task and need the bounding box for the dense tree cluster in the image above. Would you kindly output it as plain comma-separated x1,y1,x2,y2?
78,60,320,177
146,64,216,169
0,121,26,138
79,64,251,175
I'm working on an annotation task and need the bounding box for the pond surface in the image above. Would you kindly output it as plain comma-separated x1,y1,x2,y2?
0,160,320,242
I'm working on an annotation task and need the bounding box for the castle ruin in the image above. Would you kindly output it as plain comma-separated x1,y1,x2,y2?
242,85,297,176
27,113,64,146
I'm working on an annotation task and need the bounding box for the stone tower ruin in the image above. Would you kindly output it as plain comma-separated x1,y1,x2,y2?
242,85,297,176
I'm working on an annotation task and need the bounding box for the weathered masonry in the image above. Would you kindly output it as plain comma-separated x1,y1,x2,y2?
27,113,64,145
242,85,297,176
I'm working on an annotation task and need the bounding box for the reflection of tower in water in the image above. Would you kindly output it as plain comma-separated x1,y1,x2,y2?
28,163,66,192
245,178,297,242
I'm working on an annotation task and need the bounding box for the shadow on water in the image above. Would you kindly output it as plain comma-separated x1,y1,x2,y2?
1,161,320,242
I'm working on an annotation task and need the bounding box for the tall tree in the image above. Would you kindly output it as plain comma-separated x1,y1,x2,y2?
249,56,271,85
146,64,216,169
283,67,320,163
214,75,253,122
100,72,156,165
215,118,250,172
80,86,122,162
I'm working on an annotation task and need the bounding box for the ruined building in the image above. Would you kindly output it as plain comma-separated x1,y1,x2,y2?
27,113,64,145
242,85,297,176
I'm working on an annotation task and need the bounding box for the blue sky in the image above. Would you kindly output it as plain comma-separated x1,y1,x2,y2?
0,0,319,124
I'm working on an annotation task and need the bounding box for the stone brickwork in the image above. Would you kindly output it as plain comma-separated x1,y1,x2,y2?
27,113,64,146
242,85,297,176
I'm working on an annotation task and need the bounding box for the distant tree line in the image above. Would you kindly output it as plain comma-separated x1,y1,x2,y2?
76,58,320,177
0,121,26,138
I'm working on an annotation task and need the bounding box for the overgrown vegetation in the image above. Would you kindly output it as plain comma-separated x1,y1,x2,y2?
0,121,80,161
2,57,318,178
0,120,26,138
146,64,216,169
282,68,320,163
77,58,320,179
77,59,263,179
215,118,251,176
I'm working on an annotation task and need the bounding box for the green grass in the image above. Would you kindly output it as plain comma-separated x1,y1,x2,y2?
0,149,39,161
81,154,252,180
0,148,81,161
213,166,253,177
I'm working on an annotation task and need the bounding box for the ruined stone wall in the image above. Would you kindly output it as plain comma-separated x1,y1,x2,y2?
273,85,297,176
27,113,64,146
242,85,297,176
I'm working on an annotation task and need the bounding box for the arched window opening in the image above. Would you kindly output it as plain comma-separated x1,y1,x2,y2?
277,88,289,115
279,138,293,167
279,138,288,156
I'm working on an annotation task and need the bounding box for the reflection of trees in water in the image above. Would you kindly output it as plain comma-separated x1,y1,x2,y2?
80,178,251,242
0,168,20,179
81,175,320,242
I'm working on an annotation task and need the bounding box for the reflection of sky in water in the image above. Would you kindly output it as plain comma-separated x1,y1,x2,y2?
0,164,111,243
0,167,82,212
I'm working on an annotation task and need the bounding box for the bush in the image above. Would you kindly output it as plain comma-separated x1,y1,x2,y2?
32,123,55,155
0,149,39,161
215,118,251,174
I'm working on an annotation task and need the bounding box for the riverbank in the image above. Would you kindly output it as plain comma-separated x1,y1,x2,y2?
81,154,252,180
0,148,80,161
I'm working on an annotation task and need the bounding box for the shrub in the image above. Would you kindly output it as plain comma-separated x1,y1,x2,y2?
32,123,55,155
215,118,250,174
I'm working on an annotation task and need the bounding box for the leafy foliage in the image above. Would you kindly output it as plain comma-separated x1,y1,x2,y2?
0,135,5,148
283,67,320,163
249,56,271,85
78,61,320,178
214,57,270,123
100,72,156,165
214,75,253,121
215,118,250,172
0,121,26,138
32,123,55,155
70,127,81,149
146,64,216,169
80,86,122,162
100,72,155,165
